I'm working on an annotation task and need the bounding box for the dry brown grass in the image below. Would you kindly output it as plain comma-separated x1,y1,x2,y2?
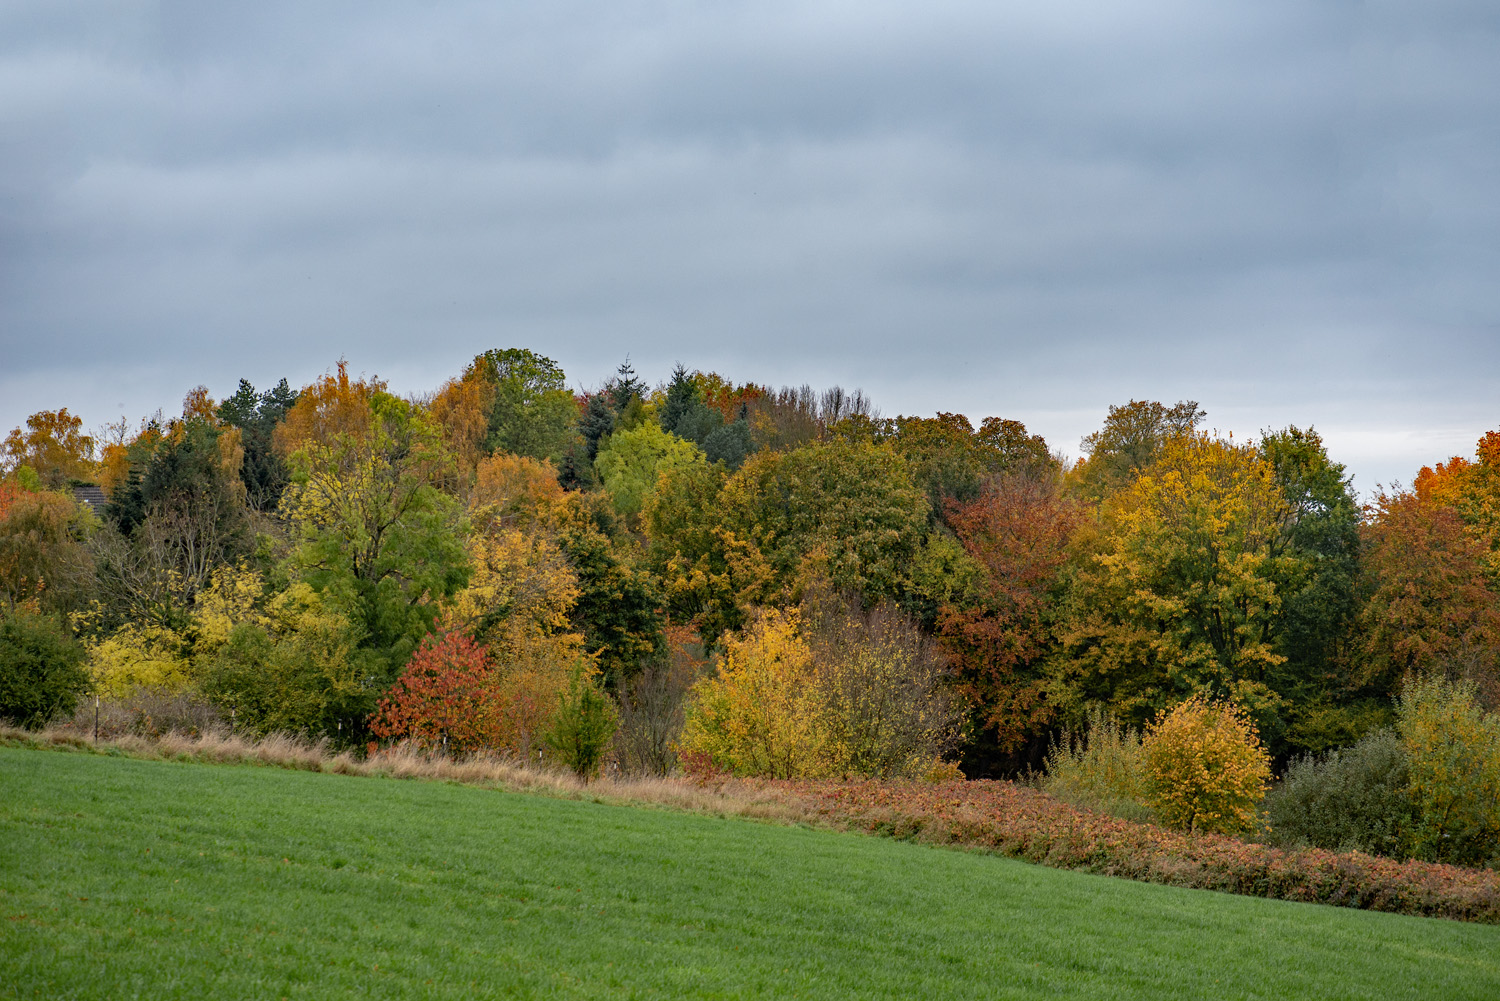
0,723,809,826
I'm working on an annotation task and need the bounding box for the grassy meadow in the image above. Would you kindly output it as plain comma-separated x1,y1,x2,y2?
2,748,1498,1000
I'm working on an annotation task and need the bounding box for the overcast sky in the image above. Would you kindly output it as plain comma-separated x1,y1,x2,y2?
3,1,1497,494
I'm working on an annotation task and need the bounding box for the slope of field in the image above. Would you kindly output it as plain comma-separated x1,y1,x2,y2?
2,749,1497,1000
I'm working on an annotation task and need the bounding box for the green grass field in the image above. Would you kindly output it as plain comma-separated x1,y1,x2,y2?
2,749,1497,1000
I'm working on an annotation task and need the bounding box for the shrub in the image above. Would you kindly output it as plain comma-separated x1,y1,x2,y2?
678,608,820,778
368,632,502,754
1263,728,1412,856
677,595,964,780
1042,706,1151,822
778,777,1500,924
204,617,370,741
0,607,90,728
1396,673,1500,867
1142,696,1271,835
545,665,620,781
801,590,964,778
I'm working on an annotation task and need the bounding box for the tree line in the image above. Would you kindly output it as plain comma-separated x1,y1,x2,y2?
2,349,1498,784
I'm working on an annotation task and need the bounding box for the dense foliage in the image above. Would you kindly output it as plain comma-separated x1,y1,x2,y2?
0,607,90,728
5,348,1500,867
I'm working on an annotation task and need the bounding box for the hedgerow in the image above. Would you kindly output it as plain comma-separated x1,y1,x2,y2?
770,777,1500,923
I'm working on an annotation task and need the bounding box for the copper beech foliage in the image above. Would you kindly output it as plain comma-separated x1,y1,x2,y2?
775,777,1500,923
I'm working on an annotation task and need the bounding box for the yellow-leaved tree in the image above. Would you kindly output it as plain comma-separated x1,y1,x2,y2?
678,608,821,778
1055,433,1292,731
677,590,964,779
1142,696,1271,834
1395,673,1500,866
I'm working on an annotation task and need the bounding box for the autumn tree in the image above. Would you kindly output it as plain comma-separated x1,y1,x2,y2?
693,372,765,426
641,461,746,644
1396,673,1500,865
738,383,874,453
277,367,468,674
1357,490,1500,700
451,527,580,646
368,632,505,753
1413,428,1500,580
799,585,964,777
939,474,1083,765
468,452,570,535
1073,399,1205,499
1054,433,1293,734
2,409,97,489
201,581,373,739
427,374,495,479
678,608,821,778
679,594,962,779
1142,696,1272,835
0,488,94,610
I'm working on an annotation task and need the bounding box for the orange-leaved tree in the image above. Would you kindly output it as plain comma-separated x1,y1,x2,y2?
1358,489,1500,698
2,409,97,489
1413,427,1500,580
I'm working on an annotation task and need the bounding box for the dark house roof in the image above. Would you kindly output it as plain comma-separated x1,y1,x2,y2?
71,485,107,514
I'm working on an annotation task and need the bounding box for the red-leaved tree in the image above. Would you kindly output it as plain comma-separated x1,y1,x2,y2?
369,632,501,753
938,475,1082,755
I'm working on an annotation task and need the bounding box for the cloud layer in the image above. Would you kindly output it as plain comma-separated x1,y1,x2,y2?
3,1,1497,491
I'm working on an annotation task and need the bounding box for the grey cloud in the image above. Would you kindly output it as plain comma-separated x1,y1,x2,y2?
1,0,1497,493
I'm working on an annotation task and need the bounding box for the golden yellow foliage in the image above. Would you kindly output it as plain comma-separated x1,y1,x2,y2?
678,594,961,779
429,375,495,476
1396,674,1500,865
1,408,97,488
452,529,580,640
191,563,270,652
1056,433,1290,724
1142,696,1271,835
678,608,822,779
470,452,568,531
273,361,384,458
87,622,194,698
491,629,590,759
